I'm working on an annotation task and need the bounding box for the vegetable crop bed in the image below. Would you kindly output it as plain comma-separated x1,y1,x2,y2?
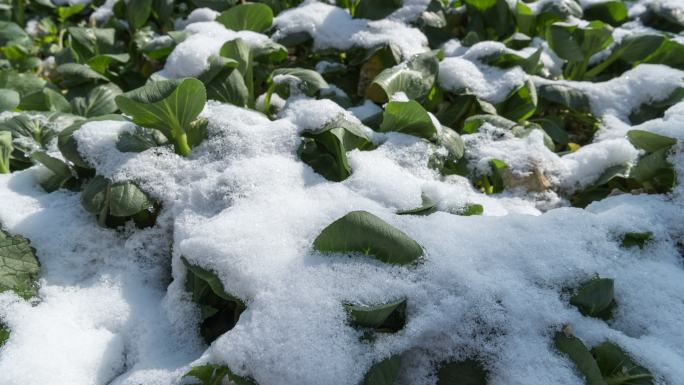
0,0,683,384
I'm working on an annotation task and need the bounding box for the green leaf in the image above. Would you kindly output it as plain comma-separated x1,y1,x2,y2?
627,130,677,153
629,149,675,192
355,0,403,20
480,47,542,74
272,67,329,97
570,277,615,319
56,3,85,23
459,204,483,216
554,331,606,385
81,176,153,227
184,364,258,385
584,1,628,26
0,228,40,300
217,3,273,33
220,38,254,106
0,21,28,46
0,70,45,102
620,232,653,249
57,63,108,87
199,56,248,107
115,78,207,156
367,51,439,103
116,126,169,153
585,33,666,79
591,342,654,385
546,21,613,80
379,100,438,139
71,83,122,118
464,0,497,12
313,211,423,265
436,359,488,385
463,114,516,134
495,79,537,122
0,88,19,112
0,114,57,171
31,151,75,193
127,0,153,31
537,83,590,112
298,116,373,182
397,196,437,216
0,325,9,347
0,131,10,174
643,39,684,71
182,257,246,344
67,27,117,63
488,159,507,194
190,0,236,11
362,355,403,385
345,297,406,331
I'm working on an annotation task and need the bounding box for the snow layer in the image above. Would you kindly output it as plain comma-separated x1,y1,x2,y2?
272,1,429,59
1,90,683,385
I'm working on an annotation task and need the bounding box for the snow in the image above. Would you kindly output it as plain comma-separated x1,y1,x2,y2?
1,90,684,384
272,1,429,59
158,22,271,79
2,1,684,385
439,57,527,103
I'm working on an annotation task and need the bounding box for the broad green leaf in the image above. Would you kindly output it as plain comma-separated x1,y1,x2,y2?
620,232,653,249
463,114,517,134
437,359,488,385
109,181,153,217
0,21,27,45
199,56,248,107
496,79,537,122
0,114,57,171
584,1,628,26
190,0,236,11
570,277,615,319
182,257,246,344
116,126,169,153
216,3,273,33
0,131,10,174
220,38,254,105
585,34,666,79
18,87,71,113
298,117,373,182
643,39,684,71
546,21,613,79
0,88,19,112
0,71,46,105
31,151,74,192
591,342,653,385
480,47,542,74
67,27,117,63
115,78,207,156
71,83,122,118
367,51,439,103
87,54,130,74
57,63,108,87
379,100,438,139
537,83,590,112
272,67,329,97
355,0,403,20
345,297,406,330
629,149,676,192
627,130,677,153
362,355,403,385
127,0,153,31
488,159,507,194
554,331,606,385
81,176,153,226
0,228,40,299
313,211,423,265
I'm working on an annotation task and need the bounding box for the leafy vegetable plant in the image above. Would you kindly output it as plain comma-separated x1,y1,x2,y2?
115,78,207,157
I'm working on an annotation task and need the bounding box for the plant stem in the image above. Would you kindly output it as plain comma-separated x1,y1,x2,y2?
174,133,191,157
261,83,276,116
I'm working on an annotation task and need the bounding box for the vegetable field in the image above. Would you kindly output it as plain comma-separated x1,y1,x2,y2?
0,0,683,384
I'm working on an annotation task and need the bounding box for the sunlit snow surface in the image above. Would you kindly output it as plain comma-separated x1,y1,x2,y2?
2,1,684,385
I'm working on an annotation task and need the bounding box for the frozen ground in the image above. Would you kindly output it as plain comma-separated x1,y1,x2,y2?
1,0,684,385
